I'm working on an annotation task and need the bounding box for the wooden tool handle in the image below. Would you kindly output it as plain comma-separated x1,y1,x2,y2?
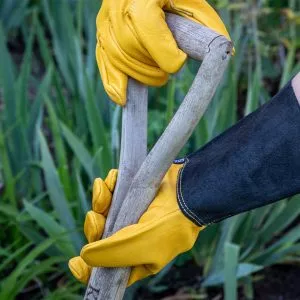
85,13,233,300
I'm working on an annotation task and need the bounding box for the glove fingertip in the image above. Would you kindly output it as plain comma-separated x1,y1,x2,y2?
69,257,91,284
80,244,97,267
92,178,102,202
92,178,112,214
84,211,106,243
105,169,118,192
105,84,127,106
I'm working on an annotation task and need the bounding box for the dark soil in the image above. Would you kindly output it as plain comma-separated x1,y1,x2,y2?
250,265,300,300
136,264,300,300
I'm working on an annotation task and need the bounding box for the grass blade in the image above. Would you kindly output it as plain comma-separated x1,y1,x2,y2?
224,242,239,300
60,121,99,179
39,130,82,251
24,200,76,257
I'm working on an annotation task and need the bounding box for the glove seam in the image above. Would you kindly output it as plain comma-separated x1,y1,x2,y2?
177,158,206,226
97,44,124,103
105,25,127,102
125,2,150,55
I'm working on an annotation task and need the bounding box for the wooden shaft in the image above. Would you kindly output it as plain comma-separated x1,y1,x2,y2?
103,79,148,237
85,14,233,300
84,78,148,300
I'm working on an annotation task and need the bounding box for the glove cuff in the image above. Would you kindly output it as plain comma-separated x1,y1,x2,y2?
177,80,300,226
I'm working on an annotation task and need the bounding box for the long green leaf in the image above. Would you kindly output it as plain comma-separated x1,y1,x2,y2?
60,122,98,180
24,201,76,257
224,242,239,300
0,23,15,126
46,98,73,199
39,130,82,250
28,65,53,141
84,72,112,175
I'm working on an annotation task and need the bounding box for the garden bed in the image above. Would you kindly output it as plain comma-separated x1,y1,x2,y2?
138,264,300,300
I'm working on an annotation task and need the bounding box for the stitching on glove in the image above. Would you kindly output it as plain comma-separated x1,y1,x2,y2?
98,45,124,103
177,158,205,226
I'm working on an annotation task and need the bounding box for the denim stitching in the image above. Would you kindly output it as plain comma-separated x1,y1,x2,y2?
177,159,242,225
207,213,235,225
177,158,205,226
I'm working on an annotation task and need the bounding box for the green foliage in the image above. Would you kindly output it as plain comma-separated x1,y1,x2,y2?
0,0,299,299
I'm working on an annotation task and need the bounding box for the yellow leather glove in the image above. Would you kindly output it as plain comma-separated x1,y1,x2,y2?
96,0,231,105
68,164,205,286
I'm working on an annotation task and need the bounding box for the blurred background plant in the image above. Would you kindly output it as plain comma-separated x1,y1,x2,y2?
0,0,299,299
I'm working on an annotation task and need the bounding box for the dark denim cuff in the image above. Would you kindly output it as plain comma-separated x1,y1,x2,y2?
177,80,300,226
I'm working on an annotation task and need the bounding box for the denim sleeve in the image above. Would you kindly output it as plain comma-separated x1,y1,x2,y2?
177,80,300,226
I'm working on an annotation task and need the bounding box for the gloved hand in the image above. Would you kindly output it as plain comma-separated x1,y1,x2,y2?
96,0,231,105
69,79,300,286
68,164,204,286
